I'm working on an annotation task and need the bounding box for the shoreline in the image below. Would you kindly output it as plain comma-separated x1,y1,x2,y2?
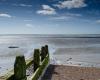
50,55,100,68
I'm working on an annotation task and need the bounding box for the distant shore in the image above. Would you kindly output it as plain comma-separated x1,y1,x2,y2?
41,64,100,80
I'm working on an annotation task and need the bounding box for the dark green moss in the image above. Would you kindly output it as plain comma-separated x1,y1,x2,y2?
41,45,49,62
41,46,46,62
33,49,40,72
14,55,27,80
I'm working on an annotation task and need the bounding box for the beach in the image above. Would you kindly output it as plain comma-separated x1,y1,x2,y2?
41,64,100,80
0,34,100,77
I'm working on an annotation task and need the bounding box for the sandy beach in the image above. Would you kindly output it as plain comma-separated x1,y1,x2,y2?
41,64,100,80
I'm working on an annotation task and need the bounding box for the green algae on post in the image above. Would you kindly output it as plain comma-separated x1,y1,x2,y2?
33,49,40,72
14,55,27,80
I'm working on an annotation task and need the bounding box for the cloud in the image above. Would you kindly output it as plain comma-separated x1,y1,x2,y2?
49,13,81,21
54,0,87,9
19,4,32,7
50,16,71,20
26,24,33,27
24,19,32,21
66,13,82,17
13,4,32,7
36,5,56,15
96,20,100,23
0,13,12,18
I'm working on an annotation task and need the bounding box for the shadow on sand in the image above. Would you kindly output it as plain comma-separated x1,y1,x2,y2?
41,64,56,80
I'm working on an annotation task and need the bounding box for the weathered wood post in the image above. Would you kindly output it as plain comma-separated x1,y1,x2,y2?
45,45,49,61
40,46,47,62
41,45,49,62
33,49,40,71
45,45,49,55
14,55,27,80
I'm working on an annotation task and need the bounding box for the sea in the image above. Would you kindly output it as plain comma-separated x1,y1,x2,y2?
0,34,100,76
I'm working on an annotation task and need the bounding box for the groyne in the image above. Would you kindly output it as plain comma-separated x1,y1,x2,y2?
0,45,49,80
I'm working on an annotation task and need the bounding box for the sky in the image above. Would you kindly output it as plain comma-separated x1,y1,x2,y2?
0,0,100,34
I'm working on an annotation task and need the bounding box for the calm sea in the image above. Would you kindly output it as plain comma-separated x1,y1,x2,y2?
0,34,100,76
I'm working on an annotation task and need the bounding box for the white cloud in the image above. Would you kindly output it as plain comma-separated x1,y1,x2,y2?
36,5,56,15
24,19,32,21
50,16,70,20
26,24,33,27
0,13,12,18
19,4,32,7
49,13,81,21
54,0,87,9
13,4,32,7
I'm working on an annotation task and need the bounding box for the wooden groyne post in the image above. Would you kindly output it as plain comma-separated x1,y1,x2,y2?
41,45,49,62
14,55,27,80
33,49,40,72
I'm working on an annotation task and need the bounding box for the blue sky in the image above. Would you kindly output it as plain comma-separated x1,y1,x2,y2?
0,0,100,34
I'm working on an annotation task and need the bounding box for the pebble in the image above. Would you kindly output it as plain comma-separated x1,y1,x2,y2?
26,64,34,77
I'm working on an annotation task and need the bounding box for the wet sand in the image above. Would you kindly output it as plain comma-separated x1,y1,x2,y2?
41,64,100,80
52,48,100,67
